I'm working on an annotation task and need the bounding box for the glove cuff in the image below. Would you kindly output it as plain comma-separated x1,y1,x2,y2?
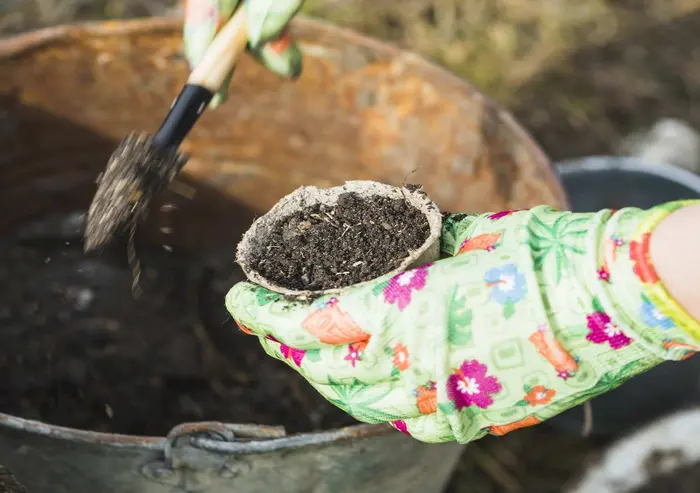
598,200,700,360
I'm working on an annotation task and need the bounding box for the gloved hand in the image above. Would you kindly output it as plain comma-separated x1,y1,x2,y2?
184,0,304,108
226,200,700,443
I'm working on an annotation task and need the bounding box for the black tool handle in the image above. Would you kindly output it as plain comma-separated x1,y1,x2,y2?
151,6,248,150
152,84,215,150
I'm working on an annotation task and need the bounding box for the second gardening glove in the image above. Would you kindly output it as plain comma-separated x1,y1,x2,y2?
226,201,700,443
184,0,304,108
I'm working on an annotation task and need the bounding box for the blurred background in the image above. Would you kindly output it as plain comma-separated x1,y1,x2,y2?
2,0,700,162
2,2,700,492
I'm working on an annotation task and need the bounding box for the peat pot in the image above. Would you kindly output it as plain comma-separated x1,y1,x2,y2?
549,156,700,437
0,17,567,493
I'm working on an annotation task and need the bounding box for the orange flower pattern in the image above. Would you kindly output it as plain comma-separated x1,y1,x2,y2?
629,233,660,284
528,324,578,379
267,28,293,55
522,385,556,406
415,382,438,414
235,320,255,335
489,416,541,436
393,343,410,371
302,298,369,345
458,232,501,254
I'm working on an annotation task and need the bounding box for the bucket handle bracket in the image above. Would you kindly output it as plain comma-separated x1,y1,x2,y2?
139,421,287,490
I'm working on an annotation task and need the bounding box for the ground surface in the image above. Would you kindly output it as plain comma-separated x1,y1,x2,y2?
2,1,700,492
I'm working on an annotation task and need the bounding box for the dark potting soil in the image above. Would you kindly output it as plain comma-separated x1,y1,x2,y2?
0,212,357,436
0,466,27,493
247,192,431,291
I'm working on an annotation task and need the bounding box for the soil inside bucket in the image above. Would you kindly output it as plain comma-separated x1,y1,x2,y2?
247,191,431,291
0,212,357,435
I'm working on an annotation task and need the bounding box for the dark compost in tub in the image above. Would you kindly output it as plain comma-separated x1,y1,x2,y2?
0,212,357,435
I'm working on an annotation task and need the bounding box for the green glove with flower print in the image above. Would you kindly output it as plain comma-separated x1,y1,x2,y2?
226,201,700,444
183,0,304,108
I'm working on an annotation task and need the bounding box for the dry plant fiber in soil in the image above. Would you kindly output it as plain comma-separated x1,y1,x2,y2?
237,181,443,296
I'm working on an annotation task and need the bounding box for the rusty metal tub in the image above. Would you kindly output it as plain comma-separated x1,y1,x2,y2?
0,16,568,493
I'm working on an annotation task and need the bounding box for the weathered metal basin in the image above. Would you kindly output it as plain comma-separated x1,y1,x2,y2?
0,16,567,493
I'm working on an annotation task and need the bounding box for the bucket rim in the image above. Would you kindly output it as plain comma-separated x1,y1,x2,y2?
0,15,568,212
0,410,394,451
556,155,700,195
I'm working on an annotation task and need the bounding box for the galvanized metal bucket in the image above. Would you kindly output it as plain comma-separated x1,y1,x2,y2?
0,17,567,493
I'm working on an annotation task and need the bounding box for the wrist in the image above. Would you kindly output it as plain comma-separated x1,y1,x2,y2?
650,203,700,323
597,200,700,360
432,204,700,441
429,206,696,440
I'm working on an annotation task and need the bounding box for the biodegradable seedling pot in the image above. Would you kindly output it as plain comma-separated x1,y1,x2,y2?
236,180,443,298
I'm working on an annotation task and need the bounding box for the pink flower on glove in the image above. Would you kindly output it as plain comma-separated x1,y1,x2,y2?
586,312,631,349
266,335,306,367
447,360,502,410
391,420,411,436
382,264,432,311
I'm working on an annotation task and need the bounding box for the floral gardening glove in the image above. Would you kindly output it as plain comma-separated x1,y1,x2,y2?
226,200,700,443
184,0,304,108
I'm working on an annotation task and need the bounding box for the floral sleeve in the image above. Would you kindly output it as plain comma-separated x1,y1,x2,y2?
226,201,700,443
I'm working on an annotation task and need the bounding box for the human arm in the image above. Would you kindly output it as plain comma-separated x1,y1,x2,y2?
225,200,700,443
650,203,700,322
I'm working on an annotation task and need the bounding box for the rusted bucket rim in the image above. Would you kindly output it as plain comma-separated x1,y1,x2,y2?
0,410,392,452
0,15,564,449
0,15,566,211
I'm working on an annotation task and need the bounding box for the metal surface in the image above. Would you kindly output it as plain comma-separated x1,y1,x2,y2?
0,416,463,493
549,156,700,437
556,156,700,210
0,16,567,493
0,465,27,493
